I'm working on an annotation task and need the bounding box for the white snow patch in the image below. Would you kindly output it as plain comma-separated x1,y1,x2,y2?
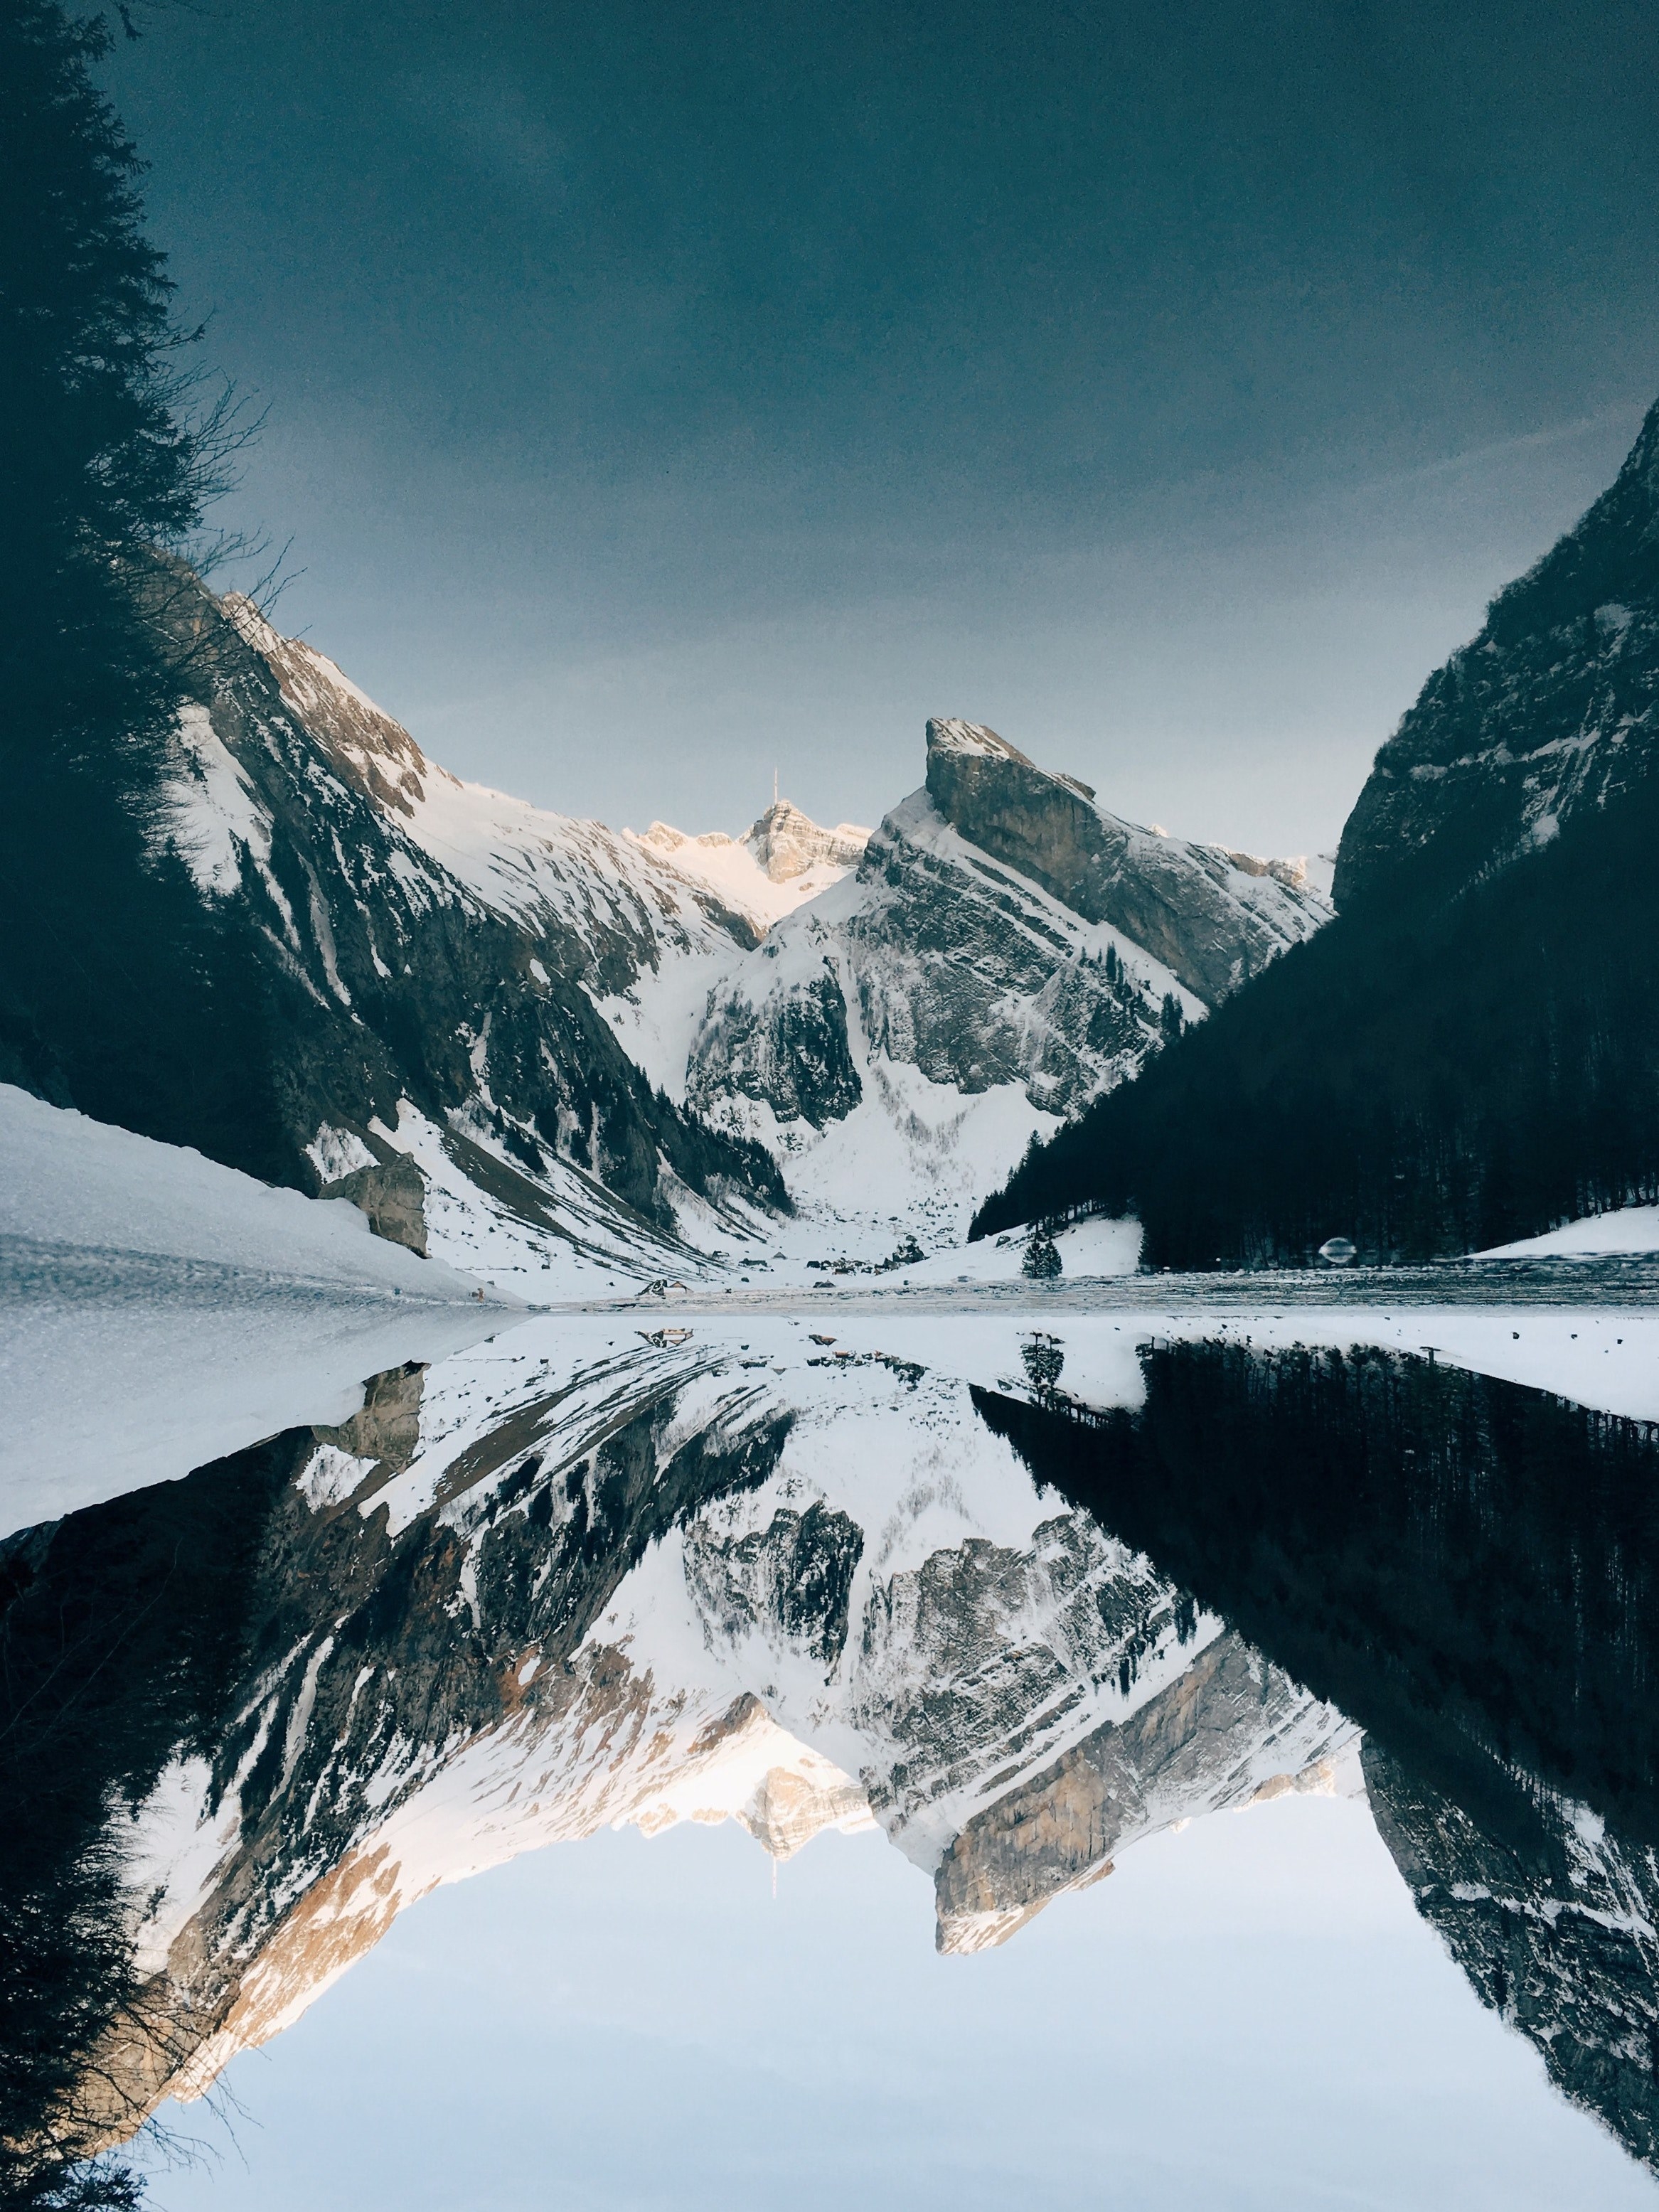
1475,1205,1659,1258
163,701,272,897
123,1757,240,1977
305,1125,377,1184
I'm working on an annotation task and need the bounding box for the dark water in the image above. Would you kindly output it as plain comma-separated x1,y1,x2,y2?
4,1314,1658,2208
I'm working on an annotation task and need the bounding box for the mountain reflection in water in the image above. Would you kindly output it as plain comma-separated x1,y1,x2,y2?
978,1340,1659,2174
2,1315,1657,2205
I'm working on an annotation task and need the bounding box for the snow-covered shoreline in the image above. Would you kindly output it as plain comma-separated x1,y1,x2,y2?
0,1085,508,1532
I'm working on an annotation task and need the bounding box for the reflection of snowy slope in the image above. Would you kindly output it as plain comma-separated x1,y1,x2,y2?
93,1318,1353,2135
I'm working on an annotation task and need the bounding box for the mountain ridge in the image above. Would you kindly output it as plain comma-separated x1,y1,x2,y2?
976,392,1659,1263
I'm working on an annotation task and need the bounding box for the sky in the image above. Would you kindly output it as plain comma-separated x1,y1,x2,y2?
143,1803,1650,2210
104,0,1659,857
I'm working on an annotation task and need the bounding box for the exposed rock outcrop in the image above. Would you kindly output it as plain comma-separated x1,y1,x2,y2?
742,798,869,881
1335,396,1659,912
935,1632,1357,1952
925,717,1328,1003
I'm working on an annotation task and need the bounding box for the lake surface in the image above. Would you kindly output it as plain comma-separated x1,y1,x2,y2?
5,1295,1659,2207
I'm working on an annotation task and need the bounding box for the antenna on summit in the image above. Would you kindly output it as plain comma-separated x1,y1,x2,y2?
773,766,779,808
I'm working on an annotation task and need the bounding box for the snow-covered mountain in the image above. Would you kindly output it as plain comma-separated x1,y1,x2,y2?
7,565,1327,1280
666,718,1327,1244
53,1320,1353,2144
631,799,870,931
176,598,1328,1265
130,581,789,1289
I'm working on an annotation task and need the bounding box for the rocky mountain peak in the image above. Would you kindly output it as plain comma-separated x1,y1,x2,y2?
922,715,1328,1003
925,716,1030,766
628,801,869,933
742,797,870,881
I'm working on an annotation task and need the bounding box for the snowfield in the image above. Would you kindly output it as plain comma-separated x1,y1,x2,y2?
0,1085,503,1531
1475,1204,1659,1259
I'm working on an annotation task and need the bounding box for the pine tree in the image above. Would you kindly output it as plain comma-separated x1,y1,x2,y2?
0,0,228,763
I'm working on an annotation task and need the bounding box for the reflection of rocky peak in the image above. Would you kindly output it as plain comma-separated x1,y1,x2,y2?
1365,1742,1659,2174
978,1340,1659,2165
924,717,1328,1003
935,1633,1360,1954
742,798,870,882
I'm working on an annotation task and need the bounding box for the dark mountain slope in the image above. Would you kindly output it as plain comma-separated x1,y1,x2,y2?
975,395,1659,1263
1,567,784,1244
1338,396,1659,912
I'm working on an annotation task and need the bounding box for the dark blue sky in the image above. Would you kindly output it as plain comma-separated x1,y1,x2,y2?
107,0,1658,853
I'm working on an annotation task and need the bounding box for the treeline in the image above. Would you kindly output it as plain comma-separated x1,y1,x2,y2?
0,0,274,1167
973,771,1659,1264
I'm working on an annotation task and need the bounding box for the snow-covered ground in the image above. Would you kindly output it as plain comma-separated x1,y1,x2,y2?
378,1098,766,1298
1476,1204,1659,1259
0,1083,491,1295
0,1086,504,1531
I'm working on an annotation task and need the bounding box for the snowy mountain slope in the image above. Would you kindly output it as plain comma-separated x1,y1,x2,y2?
926,717,1329,1002
672,722,1327,1245
60,1318,1351,2138
227,597,764,985
631,797,869,932
124,577,789,1284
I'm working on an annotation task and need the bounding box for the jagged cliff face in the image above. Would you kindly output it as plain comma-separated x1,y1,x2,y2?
31,1323,1350,2143
1336,398,1659,913
135,582,788,1278
686,790,1189,1160
925,718,1328,1003
678,725,1325,1234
